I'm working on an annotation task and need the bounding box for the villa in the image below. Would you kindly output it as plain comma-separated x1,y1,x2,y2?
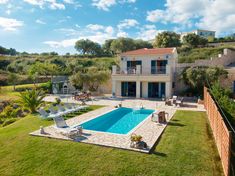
180,29,216,41
111,48,178,99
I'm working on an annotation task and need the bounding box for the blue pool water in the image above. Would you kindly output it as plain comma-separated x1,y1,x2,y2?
80,107,154,134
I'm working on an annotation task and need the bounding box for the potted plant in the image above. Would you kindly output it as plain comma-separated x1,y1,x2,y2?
130,134,143,148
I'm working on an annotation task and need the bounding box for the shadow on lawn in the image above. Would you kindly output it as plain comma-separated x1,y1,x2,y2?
167,122,186,127
152,151,167,157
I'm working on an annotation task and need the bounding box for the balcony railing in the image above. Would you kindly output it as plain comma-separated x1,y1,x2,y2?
151,66,166,74
113,65,169,75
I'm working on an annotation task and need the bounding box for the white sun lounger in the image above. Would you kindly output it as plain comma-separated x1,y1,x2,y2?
57,104,74,114
38,109,60,119
53,116,82,138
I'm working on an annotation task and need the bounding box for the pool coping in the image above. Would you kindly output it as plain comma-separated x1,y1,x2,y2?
30,106,176,153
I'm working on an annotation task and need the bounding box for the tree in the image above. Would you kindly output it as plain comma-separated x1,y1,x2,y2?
110,37,135,54
154,31,181,48
69,67,110,92
102,39,115,55
18,89,46,113
75,39,103,55
28,62,60,79
183,34,208,48
134,39,153,49
8,73,18,90
180,67,227,96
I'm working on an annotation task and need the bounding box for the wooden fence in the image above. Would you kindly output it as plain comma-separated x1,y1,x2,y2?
204,87,232,176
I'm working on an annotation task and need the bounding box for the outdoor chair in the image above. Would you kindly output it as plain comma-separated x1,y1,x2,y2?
172,95,177,106
151,113,159,123
176,97,184,107
53,117,83,138
158,111,169,122
165,98,171,106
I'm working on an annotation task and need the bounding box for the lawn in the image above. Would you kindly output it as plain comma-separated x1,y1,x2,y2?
0,110,223,176
0,83,42,101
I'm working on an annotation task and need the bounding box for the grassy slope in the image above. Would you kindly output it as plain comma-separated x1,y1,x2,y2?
0,83,43,101
178,45,235,63
0,110,223,176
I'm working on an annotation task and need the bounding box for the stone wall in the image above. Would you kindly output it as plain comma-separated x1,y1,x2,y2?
174,49,235,94
204,87,232,176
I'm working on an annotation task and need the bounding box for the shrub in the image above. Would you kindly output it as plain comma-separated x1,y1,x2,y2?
2,118,17,127
39,81,52,93
2,105,17,118
15,87,32,92
55,98,61,105
18,89,46,113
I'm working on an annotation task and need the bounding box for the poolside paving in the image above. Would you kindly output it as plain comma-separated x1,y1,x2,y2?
31,96,205,153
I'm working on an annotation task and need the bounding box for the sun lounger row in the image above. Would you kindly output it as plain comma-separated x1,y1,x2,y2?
38,104,88,119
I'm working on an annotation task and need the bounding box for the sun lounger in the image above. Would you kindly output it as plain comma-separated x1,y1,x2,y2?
57,104,74,114
53,117,82,138
38,108,60,119
49,106,65,116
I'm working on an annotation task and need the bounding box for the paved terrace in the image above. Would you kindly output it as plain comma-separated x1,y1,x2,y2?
31,95,205,153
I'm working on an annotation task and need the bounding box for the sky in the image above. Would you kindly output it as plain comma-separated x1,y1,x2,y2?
0,0,235,54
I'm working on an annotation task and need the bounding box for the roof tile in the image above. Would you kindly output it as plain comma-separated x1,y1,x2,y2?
121,48,175,56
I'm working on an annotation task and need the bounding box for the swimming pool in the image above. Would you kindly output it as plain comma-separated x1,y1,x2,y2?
80,107,154,135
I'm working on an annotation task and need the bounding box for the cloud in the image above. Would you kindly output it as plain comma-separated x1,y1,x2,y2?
63,0,73,4
92,0,116,11
56,28,81,36
36,19,46,24
45,24,115,48
137,25,163,41
117,31,128,37
197,0,235,34
146,0,235,34
118,19,139,30
44,39,77,48
0,17,24,31
86,24,104,31
92,0,136,11
0,0,9,4
23,0,65,10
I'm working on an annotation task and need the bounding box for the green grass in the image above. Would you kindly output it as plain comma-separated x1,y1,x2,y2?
0,110,223,176
0,83,43,101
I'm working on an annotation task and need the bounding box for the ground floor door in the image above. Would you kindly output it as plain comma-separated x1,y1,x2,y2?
121,82,136,97
148,82,166,98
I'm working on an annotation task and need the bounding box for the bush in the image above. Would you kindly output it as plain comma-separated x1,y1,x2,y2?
55,98,61,105
2,118,17,127
15,87,32,92
39,81,52,93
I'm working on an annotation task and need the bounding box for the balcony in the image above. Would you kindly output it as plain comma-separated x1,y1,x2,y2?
112,65,170,75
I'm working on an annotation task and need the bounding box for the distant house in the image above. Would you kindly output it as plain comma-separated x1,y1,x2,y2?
180,29,216,41
111,48,178,98
51,76,75,94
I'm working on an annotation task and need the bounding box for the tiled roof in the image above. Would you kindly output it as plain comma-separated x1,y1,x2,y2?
121,48,175,56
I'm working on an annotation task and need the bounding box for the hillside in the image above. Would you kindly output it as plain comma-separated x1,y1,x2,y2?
0,56,117,86
178,45,235,63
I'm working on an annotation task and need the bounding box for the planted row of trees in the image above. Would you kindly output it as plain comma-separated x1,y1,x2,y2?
74,38,153,56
